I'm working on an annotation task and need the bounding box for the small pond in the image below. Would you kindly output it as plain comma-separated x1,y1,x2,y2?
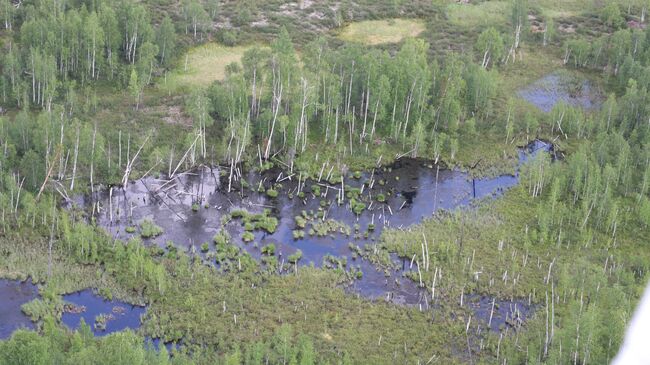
62,289,146,336
0,279,38,339
518,72,602,113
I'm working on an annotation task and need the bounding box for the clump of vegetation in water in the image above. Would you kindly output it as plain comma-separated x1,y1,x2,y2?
311,219,351,237
229,208,278,234
293,230,305,239
191,203,199,212
261,243,276,256
353,171,362,179
242,231,254,243
266,189,279,198
350,199,366,215
200,242,209,252
288,250,303,264
323,255,347,272
125,226,136,234
213,230,230,246
94,313,114,331
346,187,361,200
311,185,321,196
139,220,163,238
294,215,307,229
376,193,386,203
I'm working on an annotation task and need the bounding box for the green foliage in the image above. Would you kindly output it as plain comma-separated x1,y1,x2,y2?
261,243,275,256
600,3,624,28
292,230,305,239
139,220,163,239
294,215,307,229
475,27,505,68
242,231,254,243
288,250,303,264
350,199,366,215
266,189,279,198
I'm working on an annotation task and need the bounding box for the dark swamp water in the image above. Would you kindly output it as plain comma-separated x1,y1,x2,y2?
0,282,147,339
62,289,146,336
64,141,550,328
0,279,38,338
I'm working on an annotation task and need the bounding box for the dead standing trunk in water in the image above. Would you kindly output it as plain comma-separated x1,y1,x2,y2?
122,134,150,189
265,82,283,160
69,126,80,191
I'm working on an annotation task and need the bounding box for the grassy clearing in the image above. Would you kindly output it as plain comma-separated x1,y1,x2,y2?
158,43,255,92
337,19,426,45
445,1,509,28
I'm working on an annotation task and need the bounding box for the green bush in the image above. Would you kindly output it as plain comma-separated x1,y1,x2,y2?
140,220,163,238
242,231,255,243
295,215,307,228
266,189,279,198
293,230,305,239
261,243,276,256
288,250,303,263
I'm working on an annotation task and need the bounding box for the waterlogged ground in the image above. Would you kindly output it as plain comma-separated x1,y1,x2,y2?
0,142,551,341
70,141,551,309
518,72,602,112
0,279,38,338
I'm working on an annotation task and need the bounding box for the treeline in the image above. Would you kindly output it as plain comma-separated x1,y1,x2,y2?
0,0,184,109
207,28,500,168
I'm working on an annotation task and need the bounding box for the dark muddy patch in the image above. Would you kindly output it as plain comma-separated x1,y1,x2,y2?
62,289,146,336
518,72,602,113
0,279,38,339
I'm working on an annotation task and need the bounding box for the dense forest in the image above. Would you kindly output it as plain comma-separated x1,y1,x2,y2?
0,0,648,364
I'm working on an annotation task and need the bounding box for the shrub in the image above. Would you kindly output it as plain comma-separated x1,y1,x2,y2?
140,220,163,238
288,250,303,263
293,230,305,239
242,232,255,243
261,244,276,256
295,215,307,229
266,189,279,198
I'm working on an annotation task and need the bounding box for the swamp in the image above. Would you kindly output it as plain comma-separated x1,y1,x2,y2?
0,0,648,364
